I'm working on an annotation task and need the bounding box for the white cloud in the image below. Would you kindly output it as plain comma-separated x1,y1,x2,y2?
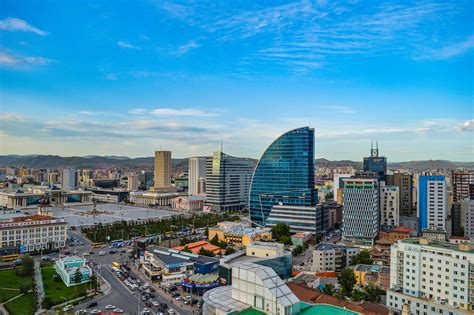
0,51,55,68
128,108,148,115
117,41,140,49
105,73,119,80
418,36,474,60
151,108,215,117
175,40,199,56
0,17,48,36
454,119,474,132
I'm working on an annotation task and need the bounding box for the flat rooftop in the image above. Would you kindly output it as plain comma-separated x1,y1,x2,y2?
401,238,474,253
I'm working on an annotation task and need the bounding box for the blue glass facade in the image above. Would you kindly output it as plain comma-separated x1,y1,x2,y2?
418,175,445,231
249,127,316,226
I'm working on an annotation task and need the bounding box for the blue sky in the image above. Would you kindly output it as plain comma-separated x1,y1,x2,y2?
0,0,473,161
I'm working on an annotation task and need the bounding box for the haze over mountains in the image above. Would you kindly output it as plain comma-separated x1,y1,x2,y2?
0,155,472,171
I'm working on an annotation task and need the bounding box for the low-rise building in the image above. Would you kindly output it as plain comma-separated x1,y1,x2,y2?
291,232,313,247
170,195,204,211
387,238,474,314
0,215,67,252
378,226,413,244
0,188,92,208
172,240,224,256
246,241,284,258
55,255,91,287
141,246,219,286
312,243,360,272
422,227,447,241
208,222,272,247
352,264,390,290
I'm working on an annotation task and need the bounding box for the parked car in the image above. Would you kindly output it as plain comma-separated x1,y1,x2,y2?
87,302,98,308
152,300,159,307
105,305,116,310
159,303,168,309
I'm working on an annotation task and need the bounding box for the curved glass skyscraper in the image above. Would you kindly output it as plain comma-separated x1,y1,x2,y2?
249,127,316,226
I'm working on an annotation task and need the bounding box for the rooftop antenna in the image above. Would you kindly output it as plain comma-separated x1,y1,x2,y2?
220,140,223,152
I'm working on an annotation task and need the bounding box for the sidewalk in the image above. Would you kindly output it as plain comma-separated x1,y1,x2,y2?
34,260,45,314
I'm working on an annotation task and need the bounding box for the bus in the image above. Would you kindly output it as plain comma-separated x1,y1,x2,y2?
91,242,104,249
0,254,19,262
112,262,121,269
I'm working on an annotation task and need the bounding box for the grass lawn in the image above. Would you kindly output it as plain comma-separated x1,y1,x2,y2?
0,268,36,315
5,292,36,315
41,266,89,307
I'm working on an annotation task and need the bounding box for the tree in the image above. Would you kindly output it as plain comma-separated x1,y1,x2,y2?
198,247,215,257
21,255,34,277
271,223,291,241
337,268,356,298
315,234,323,244
351,250,373,266
182,246,192,253
325,191,334,201
363,283,385,302
322,283,335,296
209,234,220,246
279,235,293,246
180,237,191,246
293,245,303,256
74,269,83,284
19,283,30,294
224,247,235,255
90,274,98,290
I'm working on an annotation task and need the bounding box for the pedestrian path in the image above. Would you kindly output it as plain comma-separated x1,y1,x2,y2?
34,260,45,315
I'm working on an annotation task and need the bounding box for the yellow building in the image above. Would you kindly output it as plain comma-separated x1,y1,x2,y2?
154,151,172,189
245,241,284,258
208,221,272,247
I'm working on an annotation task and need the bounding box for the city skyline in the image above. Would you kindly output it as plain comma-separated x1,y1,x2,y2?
1,1,473,161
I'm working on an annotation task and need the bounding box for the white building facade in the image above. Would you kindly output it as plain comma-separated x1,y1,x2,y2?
387,238,474,314
463,199,474,240
380,184,400,228
61,169,76,190
189,157,207,196
342,178,379,246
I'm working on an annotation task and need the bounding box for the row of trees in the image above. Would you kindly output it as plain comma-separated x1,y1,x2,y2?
82,212,241,242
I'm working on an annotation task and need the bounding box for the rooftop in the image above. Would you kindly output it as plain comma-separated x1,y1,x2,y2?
172,240,223,255
352,264,390,274
315,243,356,251
400,238,474,253
147,246,219,265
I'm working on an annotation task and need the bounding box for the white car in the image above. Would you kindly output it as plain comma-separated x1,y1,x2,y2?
98,251,106,256
113,309,124,313
105,305,116,310
167,309,175,314
142,308,151,315
63,305,73,312
152,300,159,307
90,309,101,314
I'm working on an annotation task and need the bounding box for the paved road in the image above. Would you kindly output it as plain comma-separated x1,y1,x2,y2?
33,259,45,311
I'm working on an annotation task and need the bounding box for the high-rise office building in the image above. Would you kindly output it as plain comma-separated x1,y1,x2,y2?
380,184,400,228
452,171,474,202
61,169,76,190
154,151,172,190
363,142,387,182
342,178,379,246
387,238,474,314
188,157,207,196
204,151,255,212
463,199,474,239
333,173,353,205
417,175,447,232
386,172,414,216
249,127,316,226
127,173,139,191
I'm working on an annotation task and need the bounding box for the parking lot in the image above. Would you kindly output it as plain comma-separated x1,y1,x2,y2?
45,203,178,227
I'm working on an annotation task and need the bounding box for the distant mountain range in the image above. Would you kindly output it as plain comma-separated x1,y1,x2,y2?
0,155,472,171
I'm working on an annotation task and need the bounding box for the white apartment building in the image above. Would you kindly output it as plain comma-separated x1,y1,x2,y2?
417,175,447,231
387,238,474,315
380,184,400,228
342,178,379,246
62,169,76,190
463,199,474,240
0,215,67,252
312,243,360,272
188,156,207,196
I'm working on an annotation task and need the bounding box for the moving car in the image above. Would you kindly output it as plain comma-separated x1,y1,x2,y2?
87,302,98,308
105,305,116,310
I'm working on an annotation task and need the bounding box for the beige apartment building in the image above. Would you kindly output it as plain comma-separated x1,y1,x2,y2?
154,151,172,190
0,215,68,252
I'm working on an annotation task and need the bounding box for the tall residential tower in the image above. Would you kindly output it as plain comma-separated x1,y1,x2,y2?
153,151,172,190
188,157,207,196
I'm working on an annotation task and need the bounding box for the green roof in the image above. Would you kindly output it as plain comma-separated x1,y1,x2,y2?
299,303,361,315
238,309,266,315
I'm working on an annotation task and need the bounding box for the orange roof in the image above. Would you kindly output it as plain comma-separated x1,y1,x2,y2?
172,240,224,255
292,271,301,276
6,215,54,223
316,271,337,278
287,282,388,315
391,226,412,233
